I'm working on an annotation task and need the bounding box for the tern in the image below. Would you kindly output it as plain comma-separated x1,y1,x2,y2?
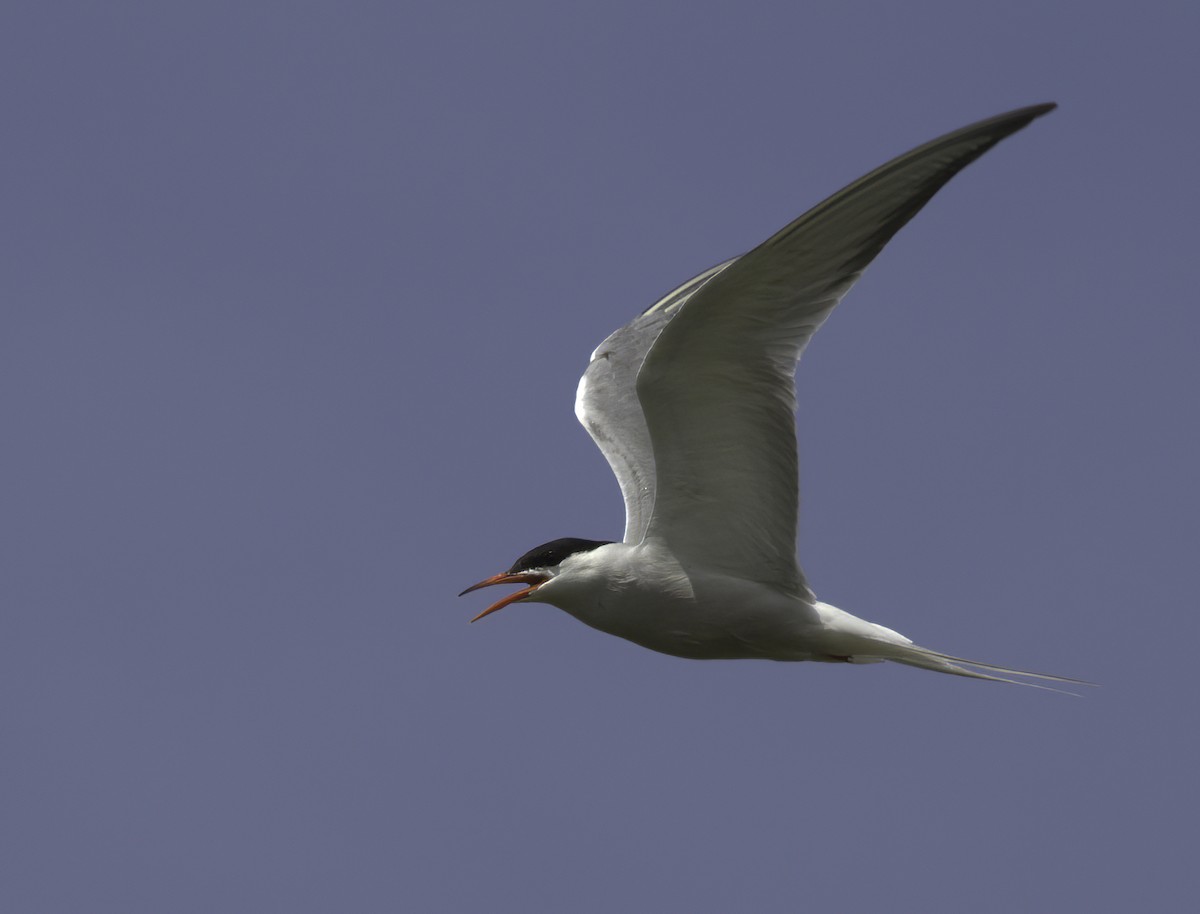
462,103,1085,690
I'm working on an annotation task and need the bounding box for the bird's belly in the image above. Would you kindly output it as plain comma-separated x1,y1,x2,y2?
562,575,824,661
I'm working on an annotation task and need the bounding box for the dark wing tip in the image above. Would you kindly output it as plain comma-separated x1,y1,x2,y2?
958,101,1057,138
758,101,1059,260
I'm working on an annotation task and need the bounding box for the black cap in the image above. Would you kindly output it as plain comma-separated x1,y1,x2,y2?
507,538,615,574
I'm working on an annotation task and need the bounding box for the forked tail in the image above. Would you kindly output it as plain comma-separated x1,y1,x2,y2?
813,603,1094,694
883,643,1095,695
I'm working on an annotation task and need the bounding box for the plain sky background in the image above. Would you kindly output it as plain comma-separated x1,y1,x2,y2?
3,2,1197,911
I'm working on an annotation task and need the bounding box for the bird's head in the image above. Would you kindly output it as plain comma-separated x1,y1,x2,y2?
460,537,615,622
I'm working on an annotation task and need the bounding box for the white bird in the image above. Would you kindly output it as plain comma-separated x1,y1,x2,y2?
462,103,1086,690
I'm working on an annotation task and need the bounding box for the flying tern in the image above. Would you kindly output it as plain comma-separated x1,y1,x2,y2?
462,103,1085,690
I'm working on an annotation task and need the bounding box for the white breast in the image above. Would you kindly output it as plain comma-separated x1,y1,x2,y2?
527,541,824,660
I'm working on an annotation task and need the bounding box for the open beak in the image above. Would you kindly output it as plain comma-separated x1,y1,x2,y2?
458,572,549,623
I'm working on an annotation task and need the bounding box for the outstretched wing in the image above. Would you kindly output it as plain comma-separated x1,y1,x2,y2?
636,104,1056,594
574,260,736,543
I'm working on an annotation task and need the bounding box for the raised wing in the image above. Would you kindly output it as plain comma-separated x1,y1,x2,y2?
575,260,736,543
636,104,1056,593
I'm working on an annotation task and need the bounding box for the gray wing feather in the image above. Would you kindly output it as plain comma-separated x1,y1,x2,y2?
575,260,737,543
637,104,1055,592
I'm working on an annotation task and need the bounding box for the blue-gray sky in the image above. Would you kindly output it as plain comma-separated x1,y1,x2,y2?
3,2,1197,911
